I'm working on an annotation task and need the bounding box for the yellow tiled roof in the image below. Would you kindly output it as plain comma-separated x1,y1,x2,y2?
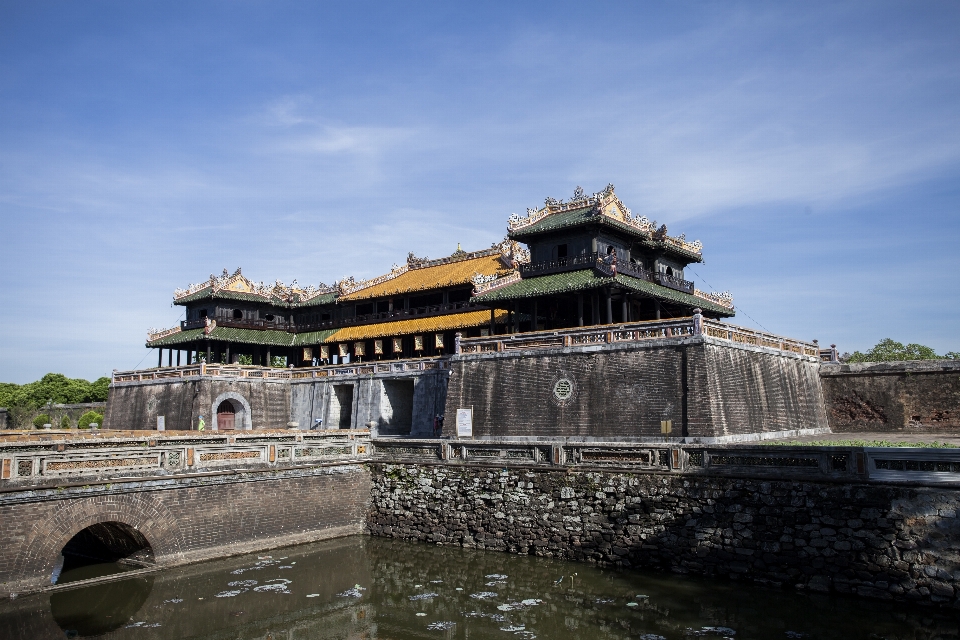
324,309,509,343
339,255,509,301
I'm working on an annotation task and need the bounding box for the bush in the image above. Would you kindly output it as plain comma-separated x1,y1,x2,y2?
78,411,103,429
60,415,71,429
33,413,51,428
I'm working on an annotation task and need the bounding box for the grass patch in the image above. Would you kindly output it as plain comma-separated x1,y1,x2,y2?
766,439,957,448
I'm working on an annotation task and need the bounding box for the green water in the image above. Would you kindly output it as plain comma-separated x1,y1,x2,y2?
1,536,957,639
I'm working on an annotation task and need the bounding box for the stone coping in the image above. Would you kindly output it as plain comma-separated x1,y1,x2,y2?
0,428,370,444
820,359,960,375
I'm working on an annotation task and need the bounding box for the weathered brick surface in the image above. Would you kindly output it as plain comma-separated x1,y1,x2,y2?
821,361,960,433
104,377,291,431
443,337,827,439
0,464,370,595
368,463,960,608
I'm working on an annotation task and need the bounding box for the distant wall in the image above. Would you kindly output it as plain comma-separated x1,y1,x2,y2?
821,360,960,434
0,403,106,430
443,336,827,441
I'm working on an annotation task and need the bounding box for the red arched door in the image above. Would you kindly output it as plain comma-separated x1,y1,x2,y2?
217,400,236,430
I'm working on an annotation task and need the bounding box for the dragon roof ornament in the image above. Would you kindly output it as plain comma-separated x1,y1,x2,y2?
508,184,703,256
174,267,335,303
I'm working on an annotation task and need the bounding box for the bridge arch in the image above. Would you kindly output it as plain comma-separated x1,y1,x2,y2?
13,493,185,589
211,391,253,430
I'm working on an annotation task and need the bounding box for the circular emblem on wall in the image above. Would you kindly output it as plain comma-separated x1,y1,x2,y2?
551,374,576,406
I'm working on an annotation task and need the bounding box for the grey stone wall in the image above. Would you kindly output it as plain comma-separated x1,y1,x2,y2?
821,360,960,434
288,368,447,435
368,463,960,608
443,336,827,441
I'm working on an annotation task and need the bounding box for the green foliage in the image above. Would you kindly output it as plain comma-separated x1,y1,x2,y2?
845,338,951,363
271,355,288,368
32,413,51,428
237,354,253,365
0,373,111,408
60,415,72,429
78,411,103,429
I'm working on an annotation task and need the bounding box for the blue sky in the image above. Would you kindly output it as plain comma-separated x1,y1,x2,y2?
1,1,959,383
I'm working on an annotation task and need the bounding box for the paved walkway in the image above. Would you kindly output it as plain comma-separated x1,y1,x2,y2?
766,431,960,446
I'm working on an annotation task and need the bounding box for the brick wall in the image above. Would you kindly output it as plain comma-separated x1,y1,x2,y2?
443,337,827,440
104,377,291,431
0,464,371,596
821,360,960,433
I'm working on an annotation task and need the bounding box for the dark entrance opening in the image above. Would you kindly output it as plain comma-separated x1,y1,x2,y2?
55,522,154,585
217,400,236,430
380,380,415,435
332,384,354,429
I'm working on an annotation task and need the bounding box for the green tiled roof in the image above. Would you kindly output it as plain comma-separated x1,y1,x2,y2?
471,269,734,316
508,206,609,239
292,329,340,346
147,327,295,348
291,292,337,308
147,325,343,348
508,207,702,263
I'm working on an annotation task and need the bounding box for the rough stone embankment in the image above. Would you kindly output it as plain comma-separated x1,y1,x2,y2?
368,463,960,608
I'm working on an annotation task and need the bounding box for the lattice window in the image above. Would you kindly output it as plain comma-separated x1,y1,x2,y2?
17,460,32,477
198,451,261,462
166,451,182,467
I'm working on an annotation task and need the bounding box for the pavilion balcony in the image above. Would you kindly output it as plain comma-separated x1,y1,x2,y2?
181,301,487,334
523,252,695,295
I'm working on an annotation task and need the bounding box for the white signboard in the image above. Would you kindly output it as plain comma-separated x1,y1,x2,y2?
157,415,165,431
456,408,473,438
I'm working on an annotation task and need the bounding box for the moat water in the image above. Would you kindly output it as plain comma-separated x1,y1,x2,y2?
1,536,957,639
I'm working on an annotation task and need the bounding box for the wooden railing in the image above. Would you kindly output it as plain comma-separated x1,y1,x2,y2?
112,357,450,384
457,316,819,358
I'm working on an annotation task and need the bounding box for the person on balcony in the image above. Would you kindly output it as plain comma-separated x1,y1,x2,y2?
604,246,618,276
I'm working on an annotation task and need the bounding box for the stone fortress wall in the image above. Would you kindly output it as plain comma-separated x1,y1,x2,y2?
443,336,827,441
821,360,960,435
367,461,960,608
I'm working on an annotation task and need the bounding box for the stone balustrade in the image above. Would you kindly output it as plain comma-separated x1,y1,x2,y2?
371,437,960,486
0,430,370,486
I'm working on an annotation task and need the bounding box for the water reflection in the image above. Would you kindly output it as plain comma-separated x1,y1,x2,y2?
51,577,153,637
0,536,957,639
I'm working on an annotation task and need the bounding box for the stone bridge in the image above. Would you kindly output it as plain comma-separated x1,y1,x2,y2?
0,430,371,596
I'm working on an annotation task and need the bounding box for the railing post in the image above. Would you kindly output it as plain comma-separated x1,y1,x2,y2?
454,332,462,355
692,308,702,336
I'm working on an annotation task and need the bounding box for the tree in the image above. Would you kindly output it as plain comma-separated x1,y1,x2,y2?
846,339,948,363
32,413,51,428
78,411,103,429
7,403,35,429
60,415,72,429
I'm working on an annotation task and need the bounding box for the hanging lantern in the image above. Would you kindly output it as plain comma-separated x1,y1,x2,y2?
320,345,330,360
374,340,383,355
354,341,366,357
414,335,424,351
392,337,403,353
338,343,349,358
434,334,444,349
